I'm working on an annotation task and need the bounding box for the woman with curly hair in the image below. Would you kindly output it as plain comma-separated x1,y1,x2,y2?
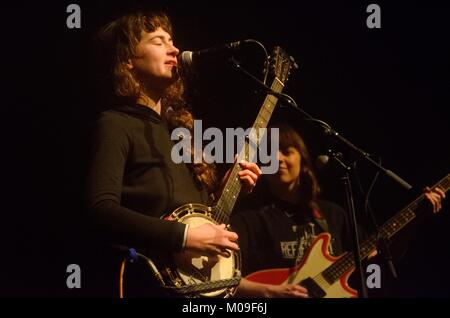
85,11,261,296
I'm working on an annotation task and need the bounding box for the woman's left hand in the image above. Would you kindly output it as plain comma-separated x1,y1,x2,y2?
238,160,262,193
424,187,446,213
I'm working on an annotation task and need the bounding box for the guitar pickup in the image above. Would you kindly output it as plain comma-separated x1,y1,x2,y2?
300,277,326,298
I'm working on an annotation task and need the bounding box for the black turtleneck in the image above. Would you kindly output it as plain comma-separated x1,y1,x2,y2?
85,104,209,253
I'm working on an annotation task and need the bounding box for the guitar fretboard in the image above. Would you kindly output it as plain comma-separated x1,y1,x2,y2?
322,174,450,284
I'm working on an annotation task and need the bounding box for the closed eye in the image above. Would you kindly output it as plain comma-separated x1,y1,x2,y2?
149,35,172,46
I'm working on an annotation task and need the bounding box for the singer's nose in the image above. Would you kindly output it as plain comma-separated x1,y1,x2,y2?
168,43,179,56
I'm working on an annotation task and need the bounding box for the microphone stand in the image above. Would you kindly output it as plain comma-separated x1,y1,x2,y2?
326,150,369,298
229,57,409,292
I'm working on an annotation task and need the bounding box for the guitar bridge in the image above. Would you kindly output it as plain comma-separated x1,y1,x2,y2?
300,277,326,298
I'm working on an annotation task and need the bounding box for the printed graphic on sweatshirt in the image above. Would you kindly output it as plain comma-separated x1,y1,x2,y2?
280,222,334,265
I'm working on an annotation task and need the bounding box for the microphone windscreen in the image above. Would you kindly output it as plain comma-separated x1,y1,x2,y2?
179,51,193,67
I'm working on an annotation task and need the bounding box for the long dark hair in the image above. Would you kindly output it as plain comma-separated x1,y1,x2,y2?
258,124,320,215
95,11,218,195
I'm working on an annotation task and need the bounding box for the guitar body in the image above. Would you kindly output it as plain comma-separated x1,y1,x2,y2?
245,233,357,298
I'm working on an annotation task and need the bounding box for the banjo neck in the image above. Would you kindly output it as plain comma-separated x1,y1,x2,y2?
213,77,285,224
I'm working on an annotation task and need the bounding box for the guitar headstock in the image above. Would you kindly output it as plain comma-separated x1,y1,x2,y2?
268,46,298,84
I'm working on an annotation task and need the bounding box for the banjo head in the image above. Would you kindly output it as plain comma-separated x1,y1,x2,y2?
169,203,241,297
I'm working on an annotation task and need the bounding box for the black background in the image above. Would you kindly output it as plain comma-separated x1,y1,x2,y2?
2,0,449,298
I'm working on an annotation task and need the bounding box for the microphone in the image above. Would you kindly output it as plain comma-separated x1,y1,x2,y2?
315,155,330,171
179,40,242,68
315,151,345,171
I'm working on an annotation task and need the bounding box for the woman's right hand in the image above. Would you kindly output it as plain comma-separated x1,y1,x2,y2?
235,278,309,298
264,283,309,298
185,223,239,257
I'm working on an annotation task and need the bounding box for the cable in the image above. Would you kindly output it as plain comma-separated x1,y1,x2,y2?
365,158,382,230
239,39,270,84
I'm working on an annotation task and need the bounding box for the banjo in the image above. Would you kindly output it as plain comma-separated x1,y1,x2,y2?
119,46,297,298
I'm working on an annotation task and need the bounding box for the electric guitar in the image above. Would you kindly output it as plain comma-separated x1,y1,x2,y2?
246,174,449,298
119,46,298,298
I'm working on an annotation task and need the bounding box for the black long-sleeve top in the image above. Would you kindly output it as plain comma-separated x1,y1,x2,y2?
85,103,209,253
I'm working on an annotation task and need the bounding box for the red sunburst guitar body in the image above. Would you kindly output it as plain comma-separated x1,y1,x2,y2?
246,233,358,298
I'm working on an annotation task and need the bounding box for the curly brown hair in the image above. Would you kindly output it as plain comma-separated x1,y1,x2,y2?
96,11,218,195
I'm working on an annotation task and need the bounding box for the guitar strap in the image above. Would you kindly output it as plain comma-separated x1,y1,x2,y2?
313,215,336,256
314,217,330,234
293,214,330,267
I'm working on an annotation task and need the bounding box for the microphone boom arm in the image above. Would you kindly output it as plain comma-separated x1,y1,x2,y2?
231,56,412,190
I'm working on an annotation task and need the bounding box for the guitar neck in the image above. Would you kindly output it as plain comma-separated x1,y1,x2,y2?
213,78,285,224
323,174,450,283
